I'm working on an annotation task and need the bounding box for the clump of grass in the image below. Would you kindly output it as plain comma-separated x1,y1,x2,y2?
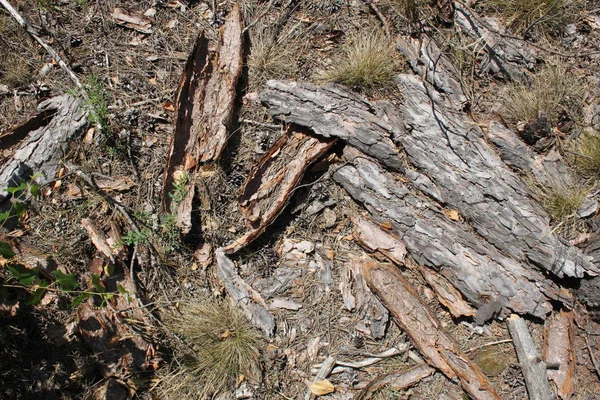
247,28,299,90
84,75,109,130
0,54,32,88
570,130,600,177
500,65,584,127
536,179,589,234
392,0,430,24
486,0,581,38
324,30,400,88
163,300,262,398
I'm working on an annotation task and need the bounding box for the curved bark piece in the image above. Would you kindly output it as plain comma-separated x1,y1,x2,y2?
334,149,558,319
0,94,86,201
223,126,335,253
363,259,502,400
259,77,597,279
163,5,243,227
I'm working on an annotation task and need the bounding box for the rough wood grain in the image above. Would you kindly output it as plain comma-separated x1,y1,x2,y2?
0,95,86,202
224,126,335,253
215,248,275,337
454,3,536,80
356,364,436,400
508,315,553,400
334,147,559,319
363,259,502,400
259,78,598,279
163,5,243,230
544,311,575,399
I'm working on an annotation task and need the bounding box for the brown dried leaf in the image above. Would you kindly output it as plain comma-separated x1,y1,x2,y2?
309,379,335,396
112,8,153,34
444,209,460,221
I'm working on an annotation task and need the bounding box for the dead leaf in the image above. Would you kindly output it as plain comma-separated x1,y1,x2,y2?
444,209,460,221
112,8,153,34
162,100,175,112
95,176,135,192
193,243,212,269
309,379,335,396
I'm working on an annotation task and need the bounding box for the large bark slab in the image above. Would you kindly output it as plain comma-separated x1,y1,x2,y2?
544,311,575,399
334,148,558,319
363,259,502,400
0,94,86,202
260,78,597,279
163,5,243,230
224,126,335,253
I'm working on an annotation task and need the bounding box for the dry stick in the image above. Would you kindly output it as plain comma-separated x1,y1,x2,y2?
305,355,336,400
312,345,408,374
365,0,392,37
0,0,104,132
466,339,513,353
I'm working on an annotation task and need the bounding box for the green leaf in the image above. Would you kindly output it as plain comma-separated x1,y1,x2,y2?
6,182,27,194
0,211,10,223
91,274,106,293
0,241,15,259
29,183,40,197
13,202,27,217
28,280,49,305
70,292,91,308
116,284,128,295
53,270,78,291
7,264,38,286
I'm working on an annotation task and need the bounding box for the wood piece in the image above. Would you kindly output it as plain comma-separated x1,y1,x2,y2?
356,364,436,400
507,315,553,400
334,148,558,319
363,259,502,400
339,255,389,339
454,3,536,80
215,248,275,337
0,95,87,203
163,5,243,230
224,126,335,253
305,356,336,400
544,311,575,399
312,345,409,374
81,218,115,263
260,78,597,279
352,214,476,318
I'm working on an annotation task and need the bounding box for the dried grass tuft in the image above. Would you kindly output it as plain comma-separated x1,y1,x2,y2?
323,30,400,88
0,53,32,88
499,65,584,127
247,28,299,91
570,129,600,178
161,299,262,398
533,178,589,235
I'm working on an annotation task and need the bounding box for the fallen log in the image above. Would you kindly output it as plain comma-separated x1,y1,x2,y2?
0,95,87,203
224,126,335,253
215,248,275,337
163,5,243,231
362,259,502,400
508,315,553,400
544,311,575,399
335,147,558,319
356,364,436,400
260,78,597,279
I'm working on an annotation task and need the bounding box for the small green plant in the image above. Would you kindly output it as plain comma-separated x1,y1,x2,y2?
163,300,263,398
120,228,151,246
84,75,109,130
500,65,584,127
168,171,189,205
0,178,40,227
159,213,180,253
324,30,400,88
486,0,580,38
570,130,600,177
0,241,127,308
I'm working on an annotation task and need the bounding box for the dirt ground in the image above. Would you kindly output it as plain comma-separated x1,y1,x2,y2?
1,0,600,399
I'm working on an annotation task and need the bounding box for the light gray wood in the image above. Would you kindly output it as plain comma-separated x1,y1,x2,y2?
508,315,554,400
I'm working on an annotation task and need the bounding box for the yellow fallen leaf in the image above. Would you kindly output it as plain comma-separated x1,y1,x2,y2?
444,209,460,221
309,379,335,396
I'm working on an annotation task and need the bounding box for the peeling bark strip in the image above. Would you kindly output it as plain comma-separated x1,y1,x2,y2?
163,5,243,223
260,78,597,279
215,248,275,337
0,95,87,201
544,311,575,399
508,315,553,400
224,126,335,253
334,148,557,319
362,260,502,400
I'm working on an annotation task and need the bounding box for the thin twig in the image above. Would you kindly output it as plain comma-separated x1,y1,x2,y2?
242,0,277,35
466,339,513,353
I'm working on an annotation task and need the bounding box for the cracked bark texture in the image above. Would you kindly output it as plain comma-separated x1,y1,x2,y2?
260,78,597,279
0,94,86,202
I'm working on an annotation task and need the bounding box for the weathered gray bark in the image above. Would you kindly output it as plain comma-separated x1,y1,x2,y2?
215,248,275,337
0,94,87,201
334,147,557,319
454,3,537,80
260,78,597,279
508,315,554,400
